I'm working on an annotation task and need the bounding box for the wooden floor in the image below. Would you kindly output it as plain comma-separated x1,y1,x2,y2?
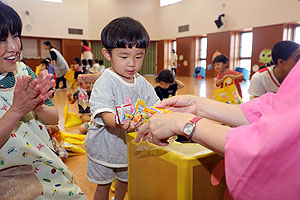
53,75,250,200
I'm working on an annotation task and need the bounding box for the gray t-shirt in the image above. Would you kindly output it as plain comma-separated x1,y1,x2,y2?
85,69,160,168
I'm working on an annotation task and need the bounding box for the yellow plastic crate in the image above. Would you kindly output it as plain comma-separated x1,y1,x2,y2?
127,132,228,200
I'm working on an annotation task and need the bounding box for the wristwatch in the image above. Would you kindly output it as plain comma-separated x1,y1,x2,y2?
183,116,202,139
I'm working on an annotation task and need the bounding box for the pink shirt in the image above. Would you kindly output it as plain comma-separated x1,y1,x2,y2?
225,60,300,199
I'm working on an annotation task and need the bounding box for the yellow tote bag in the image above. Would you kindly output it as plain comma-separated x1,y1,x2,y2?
214,77,243,104
64,102,83,128
64,69,77,89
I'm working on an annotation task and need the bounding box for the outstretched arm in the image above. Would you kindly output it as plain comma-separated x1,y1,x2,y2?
157,95,249,127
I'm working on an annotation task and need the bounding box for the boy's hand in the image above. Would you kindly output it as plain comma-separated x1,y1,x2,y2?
67,93,73,102
121,118,143,132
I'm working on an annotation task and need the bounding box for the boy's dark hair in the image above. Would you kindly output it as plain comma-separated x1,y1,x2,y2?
213,55,228,65
99,59,104,65
88,59,93,66
0,2,22,41
155,69,174,83
101,17,150,53
74,57,81,65
43,41,53,48
82,59,87,65
94,59,99,63
81,40,88,46
272,40,300,65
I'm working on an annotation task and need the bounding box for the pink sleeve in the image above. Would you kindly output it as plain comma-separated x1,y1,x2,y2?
239,92,274,123
225,60,300,199
225,108,300,199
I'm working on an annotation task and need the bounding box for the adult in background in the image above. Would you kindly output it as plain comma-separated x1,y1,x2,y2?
81,40,93,60
170,49,178,76
43,41,69,89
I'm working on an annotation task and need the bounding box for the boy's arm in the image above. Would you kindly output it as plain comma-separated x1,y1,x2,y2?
175,79,184,89
229,73,244,80
78,73,102,84
215,75,228,86
100,112,139,131
101,112,120,129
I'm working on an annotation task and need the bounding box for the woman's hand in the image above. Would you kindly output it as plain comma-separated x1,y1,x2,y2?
11,71,54,116
156,95,201,115
134,112,195,146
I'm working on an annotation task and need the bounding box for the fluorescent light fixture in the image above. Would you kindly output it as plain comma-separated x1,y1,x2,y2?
41,0,62,3
160,0,182,7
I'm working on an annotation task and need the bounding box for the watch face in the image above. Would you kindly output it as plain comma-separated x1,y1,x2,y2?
183,122,194,135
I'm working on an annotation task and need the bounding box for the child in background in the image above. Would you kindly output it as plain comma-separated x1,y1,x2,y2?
73,57,83,80
85,17,160,200
39,58,55,98
87,59,94,74
248,41,300,98
98,59,106,72
214,55,244,98
82,59,88,74
41,57,55,79
155,69,184,101
93,59,100,73
67,80,92,134
93,59,106,73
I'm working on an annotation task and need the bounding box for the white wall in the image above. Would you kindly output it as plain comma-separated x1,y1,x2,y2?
157,0,300,39
88,0,159,40
3,0,300,40
4,0,89,39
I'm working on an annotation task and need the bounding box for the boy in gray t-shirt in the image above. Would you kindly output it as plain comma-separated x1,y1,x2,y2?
85,17,160,200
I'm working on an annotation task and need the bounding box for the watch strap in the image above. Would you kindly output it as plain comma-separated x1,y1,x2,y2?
190,116,202,124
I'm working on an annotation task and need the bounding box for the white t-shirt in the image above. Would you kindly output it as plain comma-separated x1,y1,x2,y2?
248,65,280,97
85,69,160,167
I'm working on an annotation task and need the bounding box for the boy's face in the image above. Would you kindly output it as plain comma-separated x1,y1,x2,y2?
214,62,227,73
102,46,145,83
82,81,92,91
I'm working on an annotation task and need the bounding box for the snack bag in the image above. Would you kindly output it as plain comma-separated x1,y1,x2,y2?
78,86,89,110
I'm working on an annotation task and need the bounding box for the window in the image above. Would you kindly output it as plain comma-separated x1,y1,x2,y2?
239,32,253,71
293,26,300,44
160,0,182,7
172,40,177,52
41,0,62,3
199,37,207,69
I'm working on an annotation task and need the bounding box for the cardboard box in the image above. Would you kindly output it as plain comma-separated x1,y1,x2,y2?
127,132,229,200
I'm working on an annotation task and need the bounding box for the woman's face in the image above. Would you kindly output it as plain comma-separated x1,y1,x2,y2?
0,32,21,73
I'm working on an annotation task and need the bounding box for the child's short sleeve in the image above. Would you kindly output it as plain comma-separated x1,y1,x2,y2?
89,76,116,125
248,72,265,97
